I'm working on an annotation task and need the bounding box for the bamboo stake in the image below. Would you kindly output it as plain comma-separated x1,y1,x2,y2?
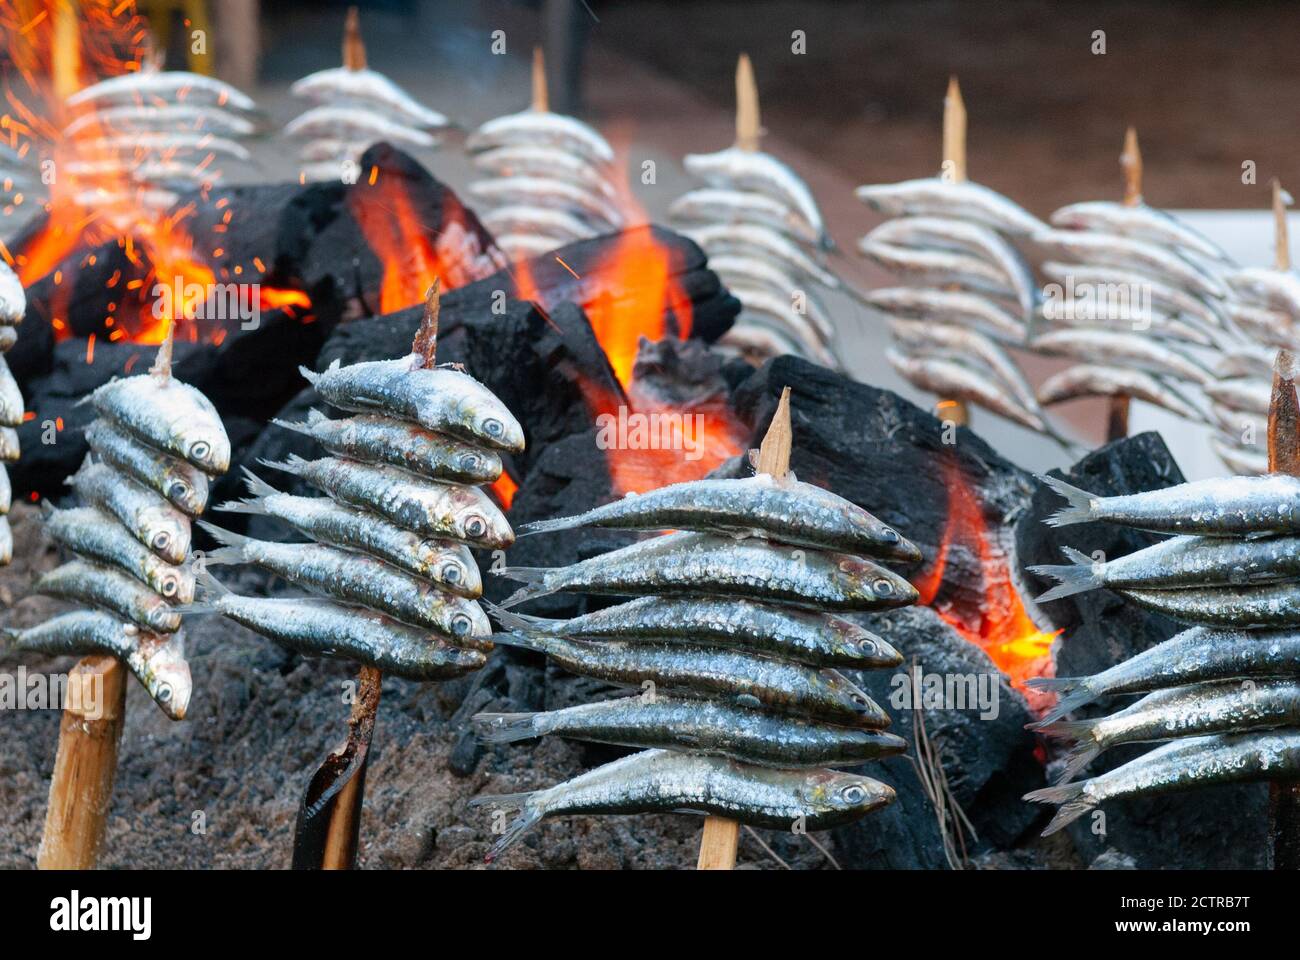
1107,127,1144,441
1267,349,1300,869
696,387,793,870
735,53,762,153
936,77,969,427
37,656,128,869
1274,178,1291,272
532,46,548,113
343,6,366,72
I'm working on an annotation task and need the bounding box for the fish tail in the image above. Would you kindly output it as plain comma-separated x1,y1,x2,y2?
472,711,543,744
215,498,265,516
517,514,585,537
487,631,550,655
1057,741,1103,784
482,599,559,636
258,453,306,477
468,791,544,863
1023,676,1099,723
38,498,54,520
1023,782,1094,836
196,520,249,565
194,569,232,602
306,408,327,425
271,417,312,437
297,364,320,385
1036,474,1096,527
494,567,554,608
1028,547,1104,602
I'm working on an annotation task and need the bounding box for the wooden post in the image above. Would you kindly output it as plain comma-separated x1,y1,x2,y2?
37,656,128,869
735,53,761,153
1107,127,1144,441
696,386,793,870
531,46,548,113
1267,348,1300,870
938,77,969,427
1274,178,1291,272
343,6,366,72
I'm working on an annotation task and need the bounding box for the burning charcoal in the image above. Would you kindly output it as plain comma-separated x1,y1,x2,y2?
5,327,230,719
287,9,449,184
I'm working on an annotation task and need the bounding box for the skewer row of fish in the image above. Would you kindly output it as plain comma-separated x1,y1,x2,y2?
670,146,841,367
2,329,230,720
470,463,922,861
855,177,1059,438
465,98,622,260
198,300,524,684
0,260,24,563
286,12,449,183
1024,473,1300,833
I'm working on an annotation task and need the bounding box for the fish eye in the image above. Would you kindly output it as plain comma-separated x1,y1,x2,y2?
157,683,172,702
856,639,878,657
152,531,172,550
850,693,869,707
872,577,895,597
459,453,482,471
881,528,899,543
840,784,865,804
441,562,462,584
451,613,472,636
483,418,504,438
464,515,487,539
168,480,191,501
160,577,179,597
189,440,211,462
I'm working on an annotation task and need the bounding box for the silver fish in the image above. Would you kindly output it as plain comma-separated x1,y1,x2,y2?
84,132,253,162
866,215,1036,318
1224,267,1300,317
889,319,1039,411
1026,729,1300,836
481,205,594,245
0,259,24,325
468,176,623,228
200,523,490,645
64,104,257,138
684,147,829,248
859,236,1022,304
217,469,480,596
709,254,830,333
66,459,191,564
1031,229,1226,300
1029,329,1212,385
519,472,920,561
684,223,839,288
497,530,920,611
474,694,906,768
866,286,1025,343
717,320,808,364
726,286,837,364
89,374,229,474
300,355,525,452
1039,262,1226,334
0,327,16,352
0,465,10,515
36,559,182,633
1035,679,1300,782
1032,536,1300,602
1211,436,1268,476
886,348,1046,432
669,187,822,248
0,426,19,462
290,67,449,129
45,503,194,603
1028,626,1300,722
3,611,190,719
193,578,484,681
1038,472,1300,536
86,418,210,516
1204,377,1271,416
67,70,256,111
285,105,436,149
0,516,9,564
0,354,21,426
1035,364,1201,420
485,597,902,669
854,177,1046,236
262,454,513,548
473,146,615,197
1049,201,1231,263
1224,303,1297,350
1124,581,1300,629
466,109,615,165
495,233,565,259
274,409,502,484
471,749,893,861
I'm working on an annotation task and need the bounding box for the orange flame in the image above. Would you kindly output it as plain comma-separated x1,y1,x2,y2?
915,454,1059,714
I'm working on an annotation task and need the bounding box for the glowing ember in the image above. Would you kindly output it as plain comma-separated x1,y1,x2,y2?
914,453,1060,714
491,472,518,510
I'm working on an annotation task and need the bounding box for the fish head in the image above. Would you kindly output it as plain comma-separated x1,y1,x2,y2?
801,771,895,821
456,446,504,484
181,428,231,475
153,564,196,605
422,541,482,596
822,670,890,727
142,508,191,564
446,598,491,643
450,487,515,549
829,616,904,668
163,471,207,516
852,183,907,216
836,556,920,607
138,633,192,721
846,507,922,563
433,377,525,453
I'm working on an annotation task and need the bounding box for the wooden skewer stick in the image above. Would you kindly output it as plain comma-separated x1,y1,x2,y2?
735,53,762,153
37,656,128,869
1267,349,1300,870
936,77,970,426
532,46,548,113
1107,127,1145,441
343,6,366,72
696,386,793,870
1274,178,1291,272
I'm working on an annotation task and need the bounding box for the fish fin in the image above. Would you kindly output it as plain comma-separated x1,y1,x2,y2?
487,631,549,654
468,791,543,863
258,453,306,477
472,711,541,743
482,599,560,635
1023,782,1094,836
493,567,554,607
193,569,231,602
1026,676,1100,723
306,408,327,425
174,602,217,616
196,521,248,565
215,498,265,516
38,498,54,520
517,514,585,536
1057,741,1103,784
240,466,281,499
1036,474,1096,527
1028,547,1104,602
271,417,312,437
297,364,320,385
